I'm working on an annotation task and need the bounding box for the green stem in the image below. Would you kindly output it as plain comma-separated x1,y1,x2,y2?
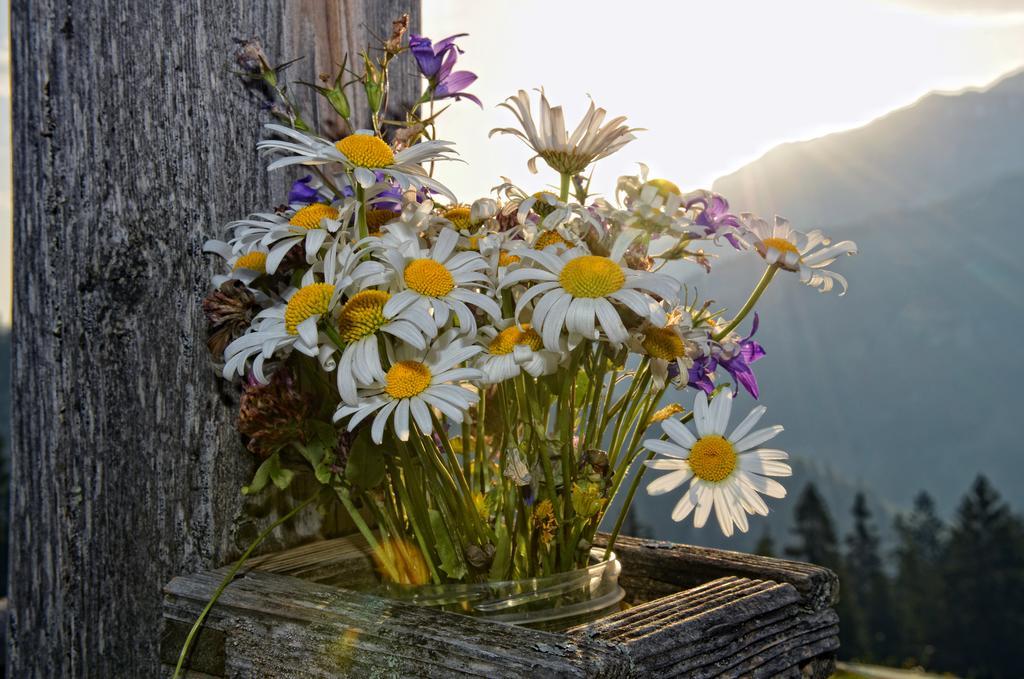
559,173,571,202
713,265,777,341
335,487,402,583
601,411,693,559
355,184,369,241
173,492,320,679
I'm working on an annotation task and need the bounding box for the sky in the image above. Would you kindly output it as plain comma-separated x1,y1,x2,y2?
0,1,1022,326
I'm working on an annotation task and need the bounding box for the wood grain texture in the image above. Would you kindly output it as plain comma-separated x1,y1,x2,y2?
163,570,629,678
9,1,419,676
595,533,839,612
163,534,840,677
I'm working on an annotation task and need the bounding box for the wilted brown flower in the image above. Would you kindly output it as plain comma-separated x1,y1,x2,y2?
238,369,314,458
385,14,409,56
203,280,258,357
233,38,269,76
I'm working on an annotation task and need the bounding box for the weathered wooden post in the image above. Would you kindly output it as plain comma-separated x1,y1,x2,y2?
8,2,420,675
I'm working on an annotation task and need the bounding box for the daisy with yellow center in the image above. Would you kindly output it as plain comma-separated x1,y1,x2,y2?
741,215,858,295
490,90,637,175
379,228,502,338
500,248,679,351
442,205,472,230
257,125,459,201
643,391,791,537
475,322,559,384
605,164,693,262
334,289,430,406
630,310,708,389
221,281,337,384
202,238,271,287
222,201,349,275
220,242,377,383
334,333,484,444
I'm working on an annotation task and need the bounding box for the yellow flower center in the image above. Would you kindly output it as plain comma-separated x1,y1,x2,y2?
688,435,738,483
498,251,521,267
385,360,432,399
488,324,543,355
443,206,472,230
533,230,569,249
337,290,390,342
531,191,559,218
284,283,335,335
289,203,339,230
334,135,395,168
233,251,267,272
646,178,681,199
761,237,800,257
559,255,625,298
365,208,397,230
404,258,455,298
642,327,686,361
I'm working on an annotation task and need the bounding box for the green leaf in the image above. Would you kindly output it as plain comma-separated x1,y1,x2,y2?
314,462,333,485
429,509,467,580
344,428,385,489
242,453,293,495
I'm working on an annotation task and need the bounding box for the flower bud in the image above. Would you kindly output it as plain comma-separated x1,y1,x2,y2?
470,198,497,225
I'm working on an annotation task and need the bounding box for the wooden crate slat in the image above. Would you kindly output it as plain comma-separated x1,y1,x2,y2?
163,534,840,677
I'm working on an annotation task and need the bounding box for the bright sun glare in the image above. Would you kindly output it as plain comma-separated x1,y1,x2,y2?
0,1,1023,324
425,0,1024,200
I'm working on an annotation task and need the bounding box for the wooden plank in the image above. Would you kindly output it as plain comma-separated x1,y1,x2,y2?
596,533,839,611
164,570,629,678
9,2,420,675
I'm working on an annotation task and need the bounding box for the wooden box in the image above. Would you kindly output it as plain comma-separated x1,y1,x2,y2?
162,534,839,677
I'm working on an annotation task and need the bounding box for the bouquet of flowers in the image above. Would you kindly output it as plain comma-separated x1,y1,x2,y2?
203,20,857,590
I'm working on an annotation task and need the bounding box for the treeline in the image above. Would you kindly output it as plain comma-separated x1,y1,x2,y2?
762,476,1024,678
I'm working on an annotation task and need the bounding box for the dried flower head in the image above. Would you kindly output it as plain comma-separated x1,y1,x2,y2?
532,499,558,546
203,280,259,357
238,369,314,458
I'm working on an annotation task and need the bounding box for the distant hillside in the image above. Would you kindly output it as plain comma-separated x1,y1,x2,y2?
713,69,1024,228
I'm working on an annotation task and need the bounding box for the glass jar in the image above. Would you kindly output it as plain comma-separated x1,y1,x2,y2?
375,549,625,630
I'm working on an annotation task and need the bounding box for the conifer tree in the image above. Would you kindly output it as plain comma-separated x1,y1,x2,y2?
939,476,1024,678
893,491,944,669
786,483,866,659
754,528,776,557
845,492,897,663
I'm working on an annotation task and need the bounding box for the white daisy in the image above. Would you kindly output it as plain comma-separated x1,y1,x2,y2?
202,240,270,287
741,215,858,294
490,90,638,175
333,337,484,444
257,125,458,201
500,248,679,350
221,243,372,382
226,202,347,274
604,164,692,261
475,322,560,384
630,309,707,389
643,391,792,537
380,228,502,337
334,288,431,405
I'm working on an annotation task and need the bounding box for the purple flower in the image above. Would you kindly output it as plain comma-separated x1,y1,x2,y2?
717,314,766,399
288,176,324,205
692,194,743,249
685,356,718,395
409,33,481,106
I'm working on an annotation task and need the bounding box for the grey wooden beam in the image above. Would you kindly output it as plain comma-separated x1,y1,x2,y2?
9,2,419,675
